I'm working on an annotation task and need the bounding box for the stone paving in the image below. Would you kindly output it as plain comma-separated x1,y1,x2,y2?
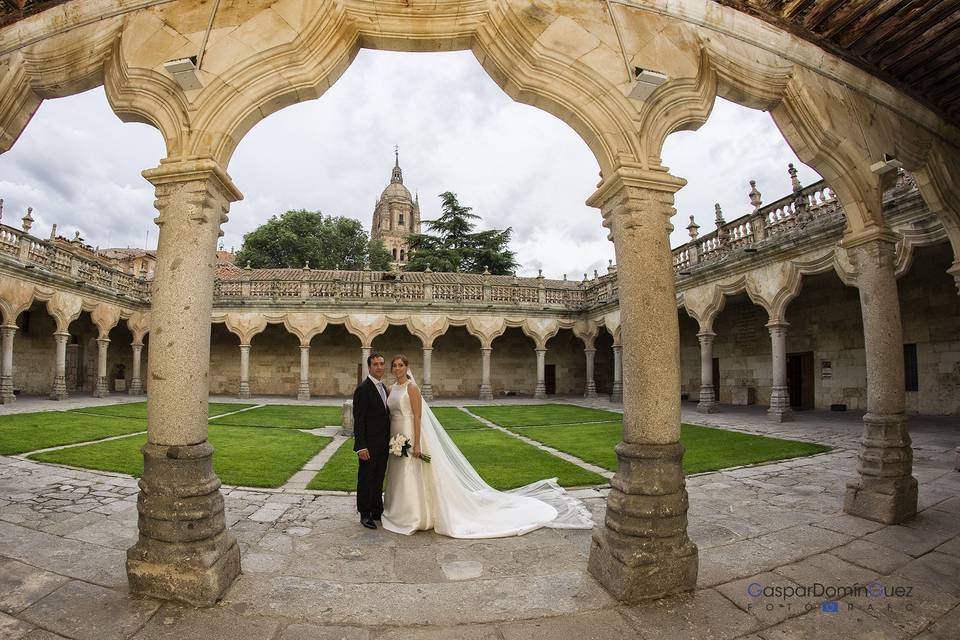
0,398,958,639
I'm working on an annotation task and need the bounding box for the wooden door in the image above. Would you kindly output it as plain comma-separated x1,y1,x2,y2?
545,364,556,395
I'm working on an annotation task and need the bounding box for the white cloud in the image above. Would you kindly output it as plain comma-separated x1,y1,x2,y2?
0,49,819,276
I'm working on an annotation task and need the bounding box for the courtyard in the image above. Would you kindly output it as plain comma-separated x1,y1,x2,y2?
1,397,958,639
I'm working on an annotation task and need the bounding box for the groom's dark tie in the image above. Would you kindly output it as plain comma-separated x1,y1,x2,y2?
376,381,387,409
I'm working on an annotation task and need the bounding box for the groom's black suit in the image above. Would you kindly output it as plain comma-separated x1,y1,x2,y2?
353,376,391,519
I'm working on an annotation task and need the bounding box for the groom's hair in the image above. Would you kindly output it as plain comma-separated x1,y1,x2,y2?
367,352,384,366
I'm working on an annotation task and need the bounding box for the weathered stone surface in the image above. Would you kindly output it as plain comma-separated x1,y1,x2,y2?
621,588,763,640
18,581,159,640
829,539,914,575
499,609,640,640
278,624,370,640
0,611,34,640
130,603,280,640
0,557,68,614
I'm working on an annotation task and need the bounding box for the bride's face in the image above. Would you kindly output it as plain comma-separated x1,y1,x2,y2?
391,359,408,381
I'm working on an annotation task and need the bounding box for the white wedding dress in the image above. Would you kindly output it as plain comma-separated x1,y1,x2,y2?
380,378,594,538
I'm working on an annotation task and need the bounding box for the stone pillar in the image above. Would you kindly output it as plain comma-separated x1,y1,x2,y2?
584,347,597,398
129,343,144,395
297,345,310,401
93,337,110,398
0,324,16,403
586,170,697,602
843,233,917,524
696,331,718,413
126,158,242,606
50,331,69,400
534,348,547,399
238,344,251,399
361,346,371,375
610,345,623,402
767,322,792,422
421,347,433,401
479,347,493,400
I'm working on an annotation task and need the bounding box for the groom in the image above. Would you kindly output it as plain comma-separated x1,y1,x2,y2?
353,352,390,530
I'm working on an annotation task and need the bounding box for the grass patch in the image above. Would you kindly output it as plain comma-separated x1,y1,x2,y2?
71,402,253,420
0,412,146,455
210,405,341,429
512,422,831,474
306,429,606,492
29,426,333,488
307,437,358,492
465,404,621,428
429,407,486,430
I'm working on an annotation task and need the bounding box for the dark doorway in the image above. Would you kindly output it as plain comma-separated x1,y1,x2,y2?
545,365,556,395
712,357,720,401
786,352,814,409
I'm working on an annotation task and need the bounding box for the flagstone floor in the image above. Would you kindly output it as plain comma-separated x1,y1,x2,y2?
0,397,958,639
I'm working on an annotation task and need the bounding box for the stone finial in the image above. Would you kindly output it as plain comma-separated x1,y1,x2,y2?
425,262,432,273
749,180,762,211
483,265,490,275
583,273,588,282
537,268,543,279
593,269,599,279
22,207,34,233
244,261,252,271
563,274,567,280
788,163,802,192
49,223,57,241
73,231,81,241
0,198,4,221
608,259,615,273
686,215,700,239
714,203,725,226
303,261,310,270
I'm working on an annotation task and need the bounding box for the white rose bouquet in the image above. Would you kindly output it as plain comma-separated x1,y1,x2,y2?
388,434,431,463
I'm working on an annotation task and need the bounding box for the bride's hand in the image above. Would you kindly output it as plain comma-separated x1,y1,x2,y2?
413,444,422,458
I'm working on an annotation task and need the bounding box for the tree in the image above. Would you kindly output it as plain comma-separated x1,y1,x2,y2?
404,192,518,275
235,209,385,270
367,238,393,271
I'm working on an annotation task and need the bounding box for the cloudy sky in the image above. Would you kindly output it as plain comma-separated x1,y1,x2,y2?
0,49,820,278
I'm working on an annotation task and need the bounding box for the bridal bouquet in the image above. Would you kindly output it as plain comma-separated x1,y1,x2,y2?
388,434,431,463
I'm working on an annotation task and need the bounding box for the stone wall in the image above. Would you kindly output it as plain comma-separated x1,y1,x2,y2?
712,296,772,406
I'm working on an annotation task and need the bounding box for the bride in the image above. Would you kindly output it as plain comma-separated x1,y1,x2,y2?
380,354,594,538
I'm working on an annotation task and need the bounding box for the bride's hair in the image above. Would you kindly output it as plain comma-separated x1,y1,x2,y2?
390,354,413,380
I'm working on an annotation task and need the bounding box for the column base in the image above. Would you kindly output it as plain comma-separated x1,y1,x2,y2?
238,382,251,400
127,441,240,607
297,382,310,401
843,412,917,524
768,386,791,422
767,407,792,422
697,387,717,413
587,441,698,602
93,377,109,398
129,379,144,395
50,377,67,401
421,383,433,402
610,382,623,403
479,384,493,401
584,382,597,399
0,376,14,404
534,385,547,400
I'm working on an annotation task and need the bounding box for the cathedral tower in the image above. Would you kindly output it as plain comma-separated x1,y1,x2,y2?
371,150,421,267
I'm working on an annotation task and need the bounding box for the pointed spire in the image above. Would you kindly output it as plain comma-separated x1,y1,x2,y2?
390,145,403,184
49,223,57,241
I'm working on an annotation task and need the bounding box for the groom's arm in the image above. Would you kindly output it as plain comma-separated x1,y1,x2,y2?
352,384,369,456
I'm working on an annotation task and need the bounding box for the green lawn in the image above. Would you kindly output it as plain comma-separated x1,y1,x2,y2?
513,421,832,474
29,426,333,488
210,405,341,429
306,428,607,492
71,402,253,420
430,407,486,430
465,404,622,428
0,412,146,455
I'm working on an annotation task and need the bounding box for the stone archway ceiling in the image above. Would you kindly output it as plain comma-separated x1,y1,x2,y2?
716,0,960,124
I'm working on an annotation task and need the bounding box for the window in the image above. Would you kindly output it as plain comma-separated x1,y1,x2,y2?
904,343,918,392
399,213,404,225
400,250,405,261
392,248,397,259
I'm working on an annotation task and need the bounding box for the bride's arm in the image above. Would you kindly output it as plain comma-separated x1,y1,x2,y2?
409,382,423,458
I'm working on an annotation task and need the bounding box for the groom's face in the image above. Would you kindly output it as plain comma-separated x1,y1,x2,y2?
369,356,385,380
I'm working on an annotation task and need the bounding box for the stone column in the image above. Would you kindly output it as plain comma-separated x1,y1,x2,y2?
610,345,623,402
479,347,493,400
696,331,717,413
93,337,110,398
129,342,144,395
767,322,792,422
843,232,917,524
421,347,434,401
238,344,251,399
586,170,697,602
50,331,69,400
534,348,547,399
361,346,371,375
297,345,310,401
126,158,242,606
584,347,598,398
0,324,16,403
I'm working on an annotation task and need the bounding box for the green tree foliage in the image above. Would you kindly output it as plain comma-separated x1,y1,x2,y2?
405,192,518,275
235,209,386,270
366,238,393,271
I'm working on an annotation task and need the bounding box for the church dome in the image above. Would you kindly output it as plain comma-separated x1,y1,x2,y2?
379,150,412,202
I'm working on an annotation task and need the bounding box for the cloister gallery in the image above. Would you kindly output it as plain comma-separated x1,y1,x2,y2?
0,0,958,610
